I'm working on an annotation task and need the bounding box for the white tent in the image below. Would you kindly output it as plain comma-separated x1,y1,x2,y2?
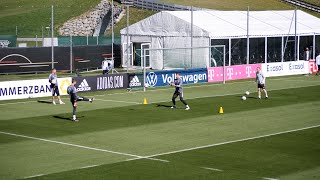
120,10,320,69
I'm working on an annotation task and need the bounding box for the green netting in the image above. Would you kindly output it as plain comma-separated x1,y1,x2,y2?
58,36,121,46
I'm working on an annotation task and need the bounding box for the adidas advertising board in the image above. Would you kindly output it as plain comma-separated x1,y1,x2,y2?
145,68,207,87
128,74,144,88
76,79,91,92
74,74,129,92
0,77,71,100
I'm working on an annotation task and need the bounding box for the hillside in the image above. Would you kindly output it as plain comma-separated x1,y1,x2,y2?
158,0,292,10
0,0,318,37
0,0,101,37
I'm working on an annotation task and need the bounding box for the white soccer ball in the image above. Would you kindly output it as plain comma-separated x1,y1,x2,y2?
245,91,250,95
242,96,247,101
144,83,149,88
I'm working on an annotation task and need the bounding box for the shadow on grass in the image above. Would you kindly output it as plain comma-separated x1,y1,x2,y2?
236,95,258,99
38,100,52,104
53,116,72,121
156,104,172,108
156,104,185,109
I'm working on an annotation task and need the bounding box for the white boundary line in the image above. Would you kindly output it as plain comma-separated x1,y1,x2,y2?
98,76,311,97
262,177,279,180
0,101,37,106
201,167,223,172
0,131,168,163
151,84,320,105
139,124,320,160
1,83,319,107
0,76,318,106
24,174,45,179
94,98,140,104
79,164,99,169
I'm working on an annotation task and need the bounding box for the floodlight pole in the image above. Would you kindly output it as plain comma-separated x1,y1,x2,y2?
126,3,130,73
112,0,114,62
70,35,73,73
51,4,54,69
223,46,226,84
246,6,250,65
294,8,297,61
313,33,316,59
143,49,146,92
191,6,194,69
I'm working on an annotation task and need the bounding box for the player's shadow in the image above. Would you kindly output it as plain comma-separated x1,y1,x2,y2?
156,104,172,108
37,100,53,104
156,104,184,109
53,115,72,121
53,115,85,121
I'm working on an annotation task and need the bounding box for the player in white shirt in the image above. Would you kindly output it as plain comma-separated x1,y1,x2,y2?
49,68,65,105
256,67,269,99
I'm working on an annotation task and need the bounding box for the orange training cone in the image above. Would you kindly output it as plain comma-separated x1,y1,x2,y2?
143,98,148,104
219,106,224,114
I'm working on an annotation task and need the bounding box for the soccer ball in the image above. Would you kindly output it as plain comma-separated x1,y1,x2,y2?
144,83,149,88
242,96,247,101
245,91,250,95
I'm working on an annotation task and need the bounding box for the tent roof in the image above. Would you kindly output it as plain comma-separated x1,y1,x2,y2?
120,10,320,38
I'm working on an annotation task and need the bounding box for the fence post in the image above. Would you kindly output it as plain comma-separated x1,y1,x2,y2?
70,35,73,73
36,35,38,47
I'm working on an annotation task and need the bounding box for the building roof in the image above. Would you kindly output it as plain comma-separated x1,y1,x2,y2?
120,10,320,39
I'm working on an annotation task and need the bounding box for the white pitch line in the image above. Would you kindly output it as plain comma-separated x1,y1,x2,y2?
98,75,311,97
0,77,318,107
0,131,167,163
94,98,140,104
79,164,99,169
262,177,279,180
150,84,320,105
0,101,36,106
24,174,45,179
142,124,320,159
201,167,223,172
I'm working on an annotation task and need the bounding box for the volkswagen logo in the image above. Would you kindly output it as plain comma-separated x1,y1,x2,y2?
146,72,158,87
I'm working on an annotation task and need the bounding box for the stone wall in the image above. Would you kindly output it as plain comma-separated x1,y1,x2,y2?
59,0,123,36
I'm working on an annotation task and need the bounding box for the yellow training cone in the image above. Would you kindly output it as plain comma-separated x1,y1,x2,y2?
219,106,224,114
143,98,148,104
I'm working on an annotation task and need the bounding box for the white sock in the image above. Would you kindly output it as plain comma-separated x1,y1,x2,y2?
73,115,76,120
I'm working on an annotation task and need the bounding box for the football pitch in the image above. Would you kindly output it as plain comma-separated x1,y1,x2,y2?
0,75,319,180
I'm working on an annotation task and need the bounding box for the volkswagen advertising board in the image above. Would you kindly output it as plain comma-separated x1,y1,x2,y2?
145,68,207,87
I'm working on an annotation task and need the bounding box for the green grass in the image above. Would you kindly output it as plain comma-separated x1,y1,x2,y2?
1,0,319,37
0,0,101,37
0,75,320,179
159,0,292,10
305,0,320,6
0,0,155,37
159,0,320,18
105,8,155,36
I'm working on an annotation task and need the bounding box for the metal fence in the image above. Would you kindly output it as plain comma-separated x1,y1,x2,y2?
120,0,205,11
279,0,320,13
0,45,121,74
